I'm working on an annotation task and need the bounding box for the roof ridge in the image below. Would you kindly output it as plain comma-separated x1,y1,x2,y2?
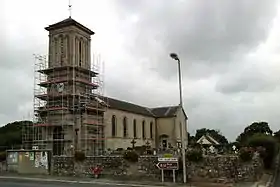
152,105,179,109
106,96,148,108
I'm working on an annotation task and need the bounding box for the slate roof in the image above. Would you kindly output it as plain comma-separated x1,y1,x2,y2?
100,96,182,118
45,17,95,35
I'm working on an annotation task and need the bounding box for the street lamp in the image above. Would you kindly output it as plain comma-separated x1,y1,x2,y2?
170,53,187,183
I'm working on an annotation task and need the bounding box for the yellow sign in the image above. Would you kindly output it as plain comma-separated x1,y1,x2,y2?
163,153,173,158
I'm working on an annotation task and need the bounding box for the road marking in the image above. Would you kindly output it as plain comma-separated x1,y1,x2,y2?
0,176,167,187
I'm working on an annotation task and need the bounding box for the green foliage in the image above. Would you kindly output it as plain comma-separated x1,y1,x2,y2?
186,149,203,162
116,148,124,152
123,150,139,162
238,147,254,162
246,133,278,169
237,122,272,143
0,120,32,152
195,128,228,145
0,152,6,162
274,130,280,142
74,151,86,162
134,145,147,155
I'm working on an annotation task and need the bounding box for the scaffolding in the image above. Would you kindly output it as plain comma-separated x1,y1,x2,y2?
22,52,107,156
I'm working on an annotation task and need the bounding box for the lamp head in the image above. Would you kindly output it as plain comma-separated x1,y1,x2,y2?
170,53,179,61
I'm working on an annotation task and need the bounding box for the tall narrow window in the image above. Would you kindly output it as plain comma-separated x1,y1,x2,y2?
60,35,64,65
112,115,117,137
79,40,82,66
150,122,153,139
180,122,182,138
133,119,137,138
123,117,128,137
142,120,146,139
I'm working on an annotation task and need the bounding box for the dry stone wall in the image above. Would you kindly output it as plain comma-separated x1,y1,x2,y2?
51,155,263,183
187,155,263,183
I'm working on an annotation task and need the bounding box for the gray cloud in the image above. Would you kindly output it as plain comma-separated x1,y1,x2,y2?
216,65,279,94
114,0,278,79
1,0,280,142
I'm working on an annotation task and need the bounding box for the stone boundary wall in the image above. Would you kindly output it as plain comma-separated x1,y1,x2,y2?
0,161,7,173
187,155,263,183
51,155,263,183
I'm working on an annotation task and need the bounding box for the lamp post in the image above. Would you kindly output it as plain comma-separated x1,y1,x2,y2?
170,53,187,183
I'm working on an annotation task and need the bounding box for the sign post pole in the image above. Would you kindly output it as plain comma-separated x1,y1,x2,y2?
157,157,178,183
172,169,176,183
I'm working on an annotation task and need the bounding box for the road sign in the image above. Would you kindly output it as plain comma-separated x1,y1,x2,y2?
156,162,179,170
158,157,178,162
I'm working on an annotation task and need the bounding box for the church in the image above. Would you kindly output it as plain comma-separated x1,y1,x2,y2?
26,16,188,156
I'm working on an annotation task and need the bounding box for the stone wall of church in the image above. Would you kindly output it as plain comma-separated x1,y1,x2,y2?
104,109,156,150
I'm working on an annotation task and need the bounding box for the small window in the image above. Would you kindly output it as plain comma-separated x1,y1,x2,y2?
123,117,128,137
142,120,146,138
133,119,137,138
150,122,153,139
112,115,117,137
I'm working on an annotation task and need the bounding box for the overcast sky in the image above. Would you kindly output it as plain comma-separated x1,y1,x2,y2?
1,0,280,141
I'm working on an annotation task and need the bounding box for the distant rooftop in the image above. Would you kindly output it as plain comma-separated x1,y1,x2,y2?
45,17,95,35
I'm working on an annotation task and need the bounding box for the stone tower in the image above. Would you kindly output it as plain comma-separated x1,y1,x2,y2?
31,17,105,156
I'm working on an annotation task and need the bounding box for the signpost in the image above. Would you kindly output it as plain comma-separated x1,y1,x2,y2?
157,157,179,183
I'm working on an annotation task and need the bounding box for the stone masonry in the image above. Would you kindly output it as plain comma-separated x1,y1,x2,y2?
51,155,263,183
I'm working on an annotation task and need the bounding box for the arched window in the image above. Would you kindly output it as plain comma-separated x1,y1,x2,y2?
133,119,137,138
112,115,117,137
150,122,153,139
142,120,146,139
123,117,128,137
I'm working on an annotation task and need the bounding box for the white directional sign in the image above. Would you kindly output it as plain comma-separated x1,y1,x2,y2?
157,156,179,183
158,157,178,162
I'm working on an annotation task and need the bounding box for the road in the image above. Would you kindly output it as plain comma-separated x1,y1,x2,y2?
273,170,280,187
0,179,130,187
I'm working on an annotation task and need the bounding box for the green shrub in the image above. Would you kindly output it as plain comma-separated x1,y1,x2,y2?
247,134,278,169
116,148,123,151
146,149,153,155
74,151,86,162
186,149,203,162
134,146,146,155
238,147,254,162
123,150,139,162
0,152,6,162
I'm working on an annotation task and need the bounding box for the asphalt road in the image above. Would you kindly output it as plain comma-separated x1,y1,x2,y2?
273,172,280,187
0,180,122,187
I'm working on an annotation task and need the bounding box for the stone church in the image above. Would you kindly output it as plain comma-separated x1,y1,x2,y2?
30,16,188,156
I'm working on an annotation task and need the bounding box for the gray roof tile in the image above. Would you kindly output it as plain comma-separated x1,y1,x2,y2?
101,96,179,118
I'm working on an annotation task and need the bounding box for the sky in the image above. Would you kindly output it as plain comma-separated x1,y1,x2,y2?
1,0,280,141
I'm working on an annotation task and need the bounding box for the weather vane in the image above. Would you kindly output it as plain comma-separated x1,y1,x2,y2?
68,0,72,18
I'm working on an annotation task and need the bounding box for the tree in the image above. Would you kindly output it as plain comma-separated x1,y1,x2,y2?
194,128,228,145
187,132,196,146
246,133,278,169
0,120,32,152
237,122,273,143
274,130,280,142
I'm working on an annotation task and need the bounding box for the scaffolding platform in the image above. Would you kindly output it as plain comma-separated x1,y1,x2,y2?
22,53,108,156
